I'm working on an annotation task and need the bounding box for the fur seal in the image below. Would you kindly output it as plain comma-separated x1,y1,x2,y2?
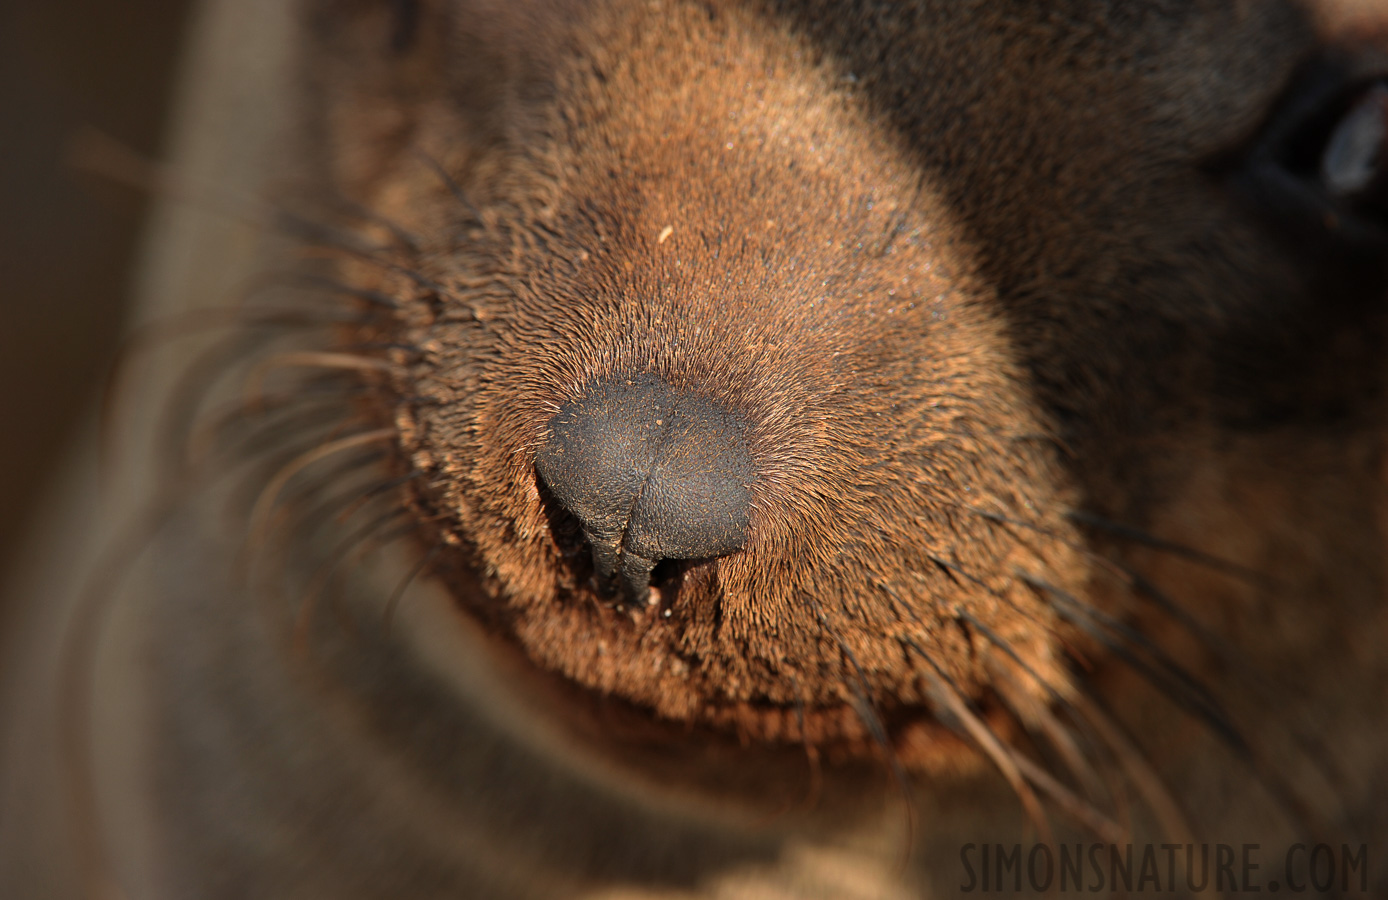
2,0,1387,897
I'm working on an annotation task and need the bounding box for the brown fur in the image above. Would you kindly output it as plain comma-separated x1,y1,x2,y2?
3,0,1388,897
314,0,1388,765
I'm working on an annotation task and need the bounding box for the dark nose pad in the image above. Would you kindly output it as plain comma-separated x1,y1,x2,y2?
534,374,753,607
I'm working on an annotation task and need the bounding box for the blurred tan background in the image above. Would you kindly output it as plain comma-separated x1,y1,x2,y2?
0,1,193,593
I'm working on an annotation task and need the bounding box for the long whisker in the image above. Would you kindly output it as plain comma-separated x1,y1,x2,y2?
69,131,449,351
246,429,396,556
1004,746,1126,845
234,438,388,536
251,447,395,538
938,576,1197,843
782,671,825,814
57,441,288,900
1114,571,1358,815
899,636,1054,847
150,330,295,474
1067,693,1195,846
954,498,1260,665
1027,697,1128,832
383,541,444,627
266,270,405,310
803,592,916,857
331,470,423,527
962,497,1356,823
904,551,1125,833
1018,573,1245,751
240,352,398,412
1064,510,1266,585
297,238,449,296
69,127,397,263
952,609,1109,798
185,384,374,468
101,304,380,471
974,643,1129,843
58,483,191,900
326,193,423,253
920,552,1055,636
901,552,1136,839
1021,574,1333,841
294,509,414,647
413,149,485,223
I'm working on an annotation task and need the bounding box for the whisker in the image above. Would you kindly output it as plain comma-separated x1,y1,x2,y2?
383,541,444,628
328,194,423,253
956,499,1257,653
100,300,380,467
413,149,485,223
960,497,1355,827
69,127,397,263
950,604,1148,837
57,445,278,900
1004,745,1126,845
952,609,1106,790
803,592,916,858
1114,573,1356,810
977,649,1129,844
275,208,399,260
267,270,405,310
294,509,414,647
1068,693,1195,846
254,446,393,534
231,445,389,587
58,483,190,900
1019,574,1330,841
185,385,373,468
899,636,1054,848
1018,573,1244,751
920,551,1056,637
216,408,364,484
1065,510,1266,585
246,429,396,556
297,238,450,296
902,552,1140,837
1028,698,1125,829
784,672,825,813
331,470,423,526
152,336,294,473
240,351,399,412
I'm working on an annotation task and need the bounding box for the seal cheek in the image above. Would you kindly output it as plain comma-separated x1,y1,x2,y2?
535,373,755,607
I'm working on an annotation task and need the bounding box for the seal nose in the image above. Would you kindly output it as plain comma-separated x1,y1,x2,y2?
534,374,754,606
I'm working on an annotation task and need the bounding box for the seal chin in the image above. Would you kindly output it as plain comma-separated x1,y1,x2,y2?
535,373,755,607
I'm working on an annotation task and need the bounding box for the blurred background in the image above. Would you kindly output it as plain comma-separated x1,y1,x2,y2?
0,0,194,602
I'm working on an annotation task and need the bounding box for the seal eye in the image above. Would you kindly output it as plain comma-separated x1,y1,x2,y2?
1320,81,1387,209
1232,63,1388,244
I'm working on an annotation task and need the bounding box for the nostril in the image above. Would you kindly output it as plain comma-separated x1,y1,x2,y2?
534,373,754,605
649,557,685,589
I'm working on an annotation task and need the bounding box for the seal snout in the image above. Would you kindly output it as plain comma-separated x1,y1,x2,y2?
535,374,754,606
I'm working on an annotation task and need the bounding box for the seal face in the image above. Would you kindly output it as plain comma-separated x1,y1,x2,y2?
315,0,1106,755
305,0,1388,792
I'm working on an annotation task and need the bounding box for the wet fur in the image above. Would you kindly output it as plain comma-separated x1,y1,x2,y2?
4,0,1388,897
